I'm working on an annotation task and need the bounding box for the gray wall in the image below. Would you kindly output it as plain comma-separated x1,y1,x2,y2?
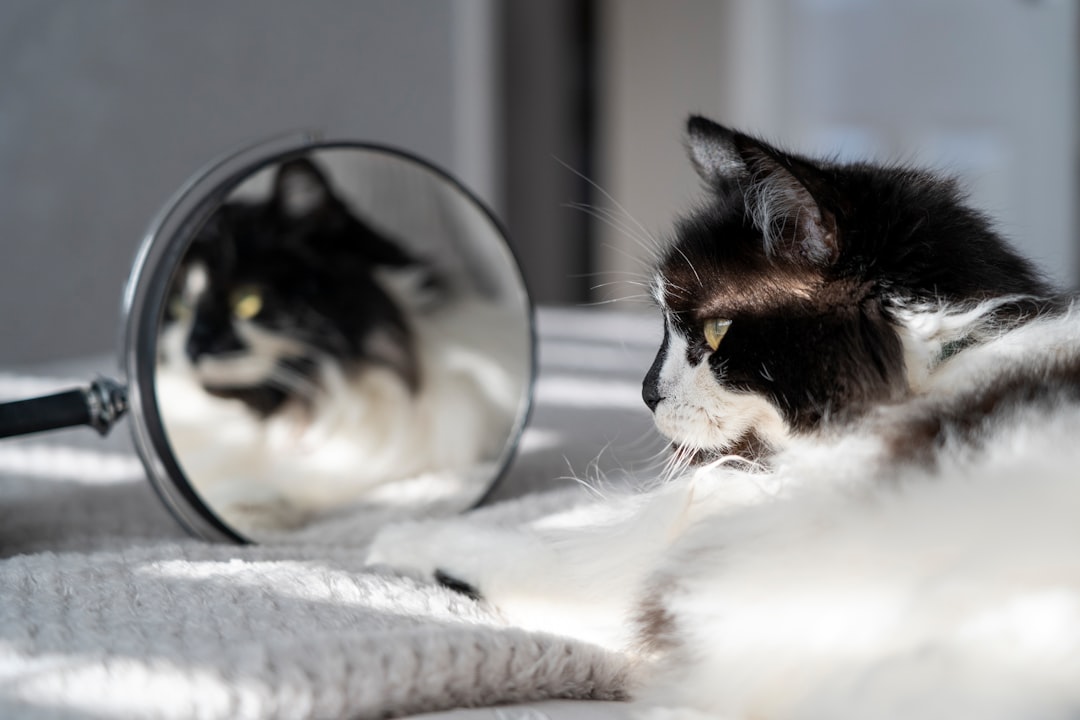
0,0,498,365
596,0,1079,300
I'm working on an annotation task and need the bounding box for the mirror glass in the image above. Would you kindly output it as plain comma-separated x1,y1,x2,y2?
140,144,532,542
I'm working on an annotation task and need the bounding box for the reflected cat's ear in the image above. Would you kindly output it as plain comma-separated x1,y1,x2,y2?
685,116,839,267
272,158,335,219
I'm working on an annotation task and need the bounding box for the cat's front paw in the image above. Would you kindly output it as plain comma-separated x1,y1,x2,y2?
365,519,500,601
366,515,634,651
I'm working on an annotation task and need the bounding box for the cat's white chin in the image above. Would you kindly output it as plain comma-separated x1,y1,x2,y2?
670,433,771,466
652,391,790,463
194,354,281,387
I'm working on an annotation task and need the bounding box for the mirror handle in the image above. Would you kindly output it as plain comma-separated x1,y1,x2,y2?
0,377,128,440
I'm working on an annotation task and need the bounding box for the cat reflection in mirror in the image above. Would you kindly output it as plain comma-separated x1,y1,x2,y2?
168,157,427,417
370,116,1080,718
158,157,516,533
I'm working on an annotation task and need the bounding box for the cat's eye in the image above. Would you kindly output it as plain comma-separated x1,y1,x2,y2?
703,318,732,351
231,286,264,320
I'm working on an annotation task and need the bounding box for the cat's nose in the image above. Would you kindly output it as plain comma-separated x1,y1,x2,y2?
185,323,244,364
642,381,664,412
642,345,666,412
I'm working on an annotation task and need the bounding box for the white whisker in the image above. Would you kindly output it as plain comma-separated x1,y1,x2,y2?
671,244,703,288
566,203,662,266
578,295,655,308
554,157,665,261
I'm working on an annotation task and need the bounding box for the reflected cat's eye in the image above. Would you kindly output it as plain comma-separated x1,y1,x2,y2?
169,296,192,320
703,318,732,351
231,286,264,320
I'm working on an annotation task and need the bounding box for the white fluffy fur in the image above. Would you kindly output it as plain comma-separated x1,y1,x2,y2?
368,302,1080,719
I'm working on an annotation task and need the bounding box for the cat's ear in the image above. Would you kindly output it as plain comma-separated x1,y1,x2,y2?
272,158,335,219
686,115,750,180
685,116,839,267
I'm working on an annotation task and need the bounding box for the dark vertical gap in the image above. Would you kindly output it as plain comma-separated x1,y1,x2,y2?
575,0,599,304
500,0,596,305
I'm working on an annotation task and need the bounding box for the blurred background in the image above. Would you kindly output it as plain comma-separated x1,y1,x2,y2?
1,0,1076,364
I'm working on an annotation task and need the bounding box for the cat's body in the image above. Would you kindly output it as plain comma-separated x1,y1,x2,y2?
368,117,1080,718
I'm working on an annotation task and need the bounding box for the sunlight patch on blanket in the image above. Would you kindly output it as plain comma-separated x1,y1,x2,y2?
0,444,144,483
4,653,253,719
136,559,503,625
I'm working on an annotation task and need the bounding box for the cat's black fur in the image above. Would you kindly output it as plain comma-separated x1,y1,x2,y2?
645,117,1060,441
175,157,428,416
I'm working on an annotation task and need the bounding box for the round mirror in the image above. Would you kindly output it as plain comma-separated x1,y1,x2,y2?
123,139,534,543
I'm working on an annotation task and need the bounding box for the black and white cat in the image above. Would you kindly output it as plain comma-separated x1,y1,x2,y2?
158,157,521,533
369,117,1080,718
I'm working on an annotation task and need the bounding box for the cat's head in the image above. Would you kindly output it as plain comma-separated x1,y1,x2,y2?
167,157,424,416
643,116,1050,463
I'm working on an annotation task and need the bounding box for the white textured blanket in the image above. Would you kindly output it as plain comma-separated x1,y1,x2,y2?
0,308,661,719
